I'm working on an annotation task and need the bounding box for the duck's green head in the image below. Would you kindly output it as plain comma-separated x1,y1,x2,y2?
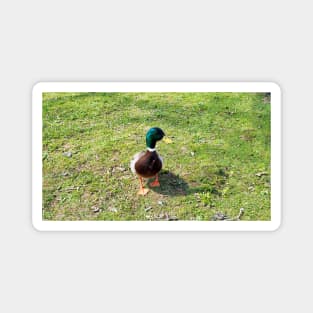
146,127,165,149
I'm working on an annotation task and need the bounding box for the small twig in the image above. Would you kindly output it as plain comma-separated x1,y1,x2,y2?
57,185,87,192
255,171,268,177
235,207,245,220
225,208,245,221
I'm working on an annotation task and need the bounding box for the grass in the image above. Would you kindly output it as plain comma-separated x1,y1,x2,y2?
42,92,271,221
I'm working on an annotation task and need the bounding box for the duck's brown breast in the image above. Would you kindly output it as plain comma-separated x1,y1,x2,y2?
135,151,162,178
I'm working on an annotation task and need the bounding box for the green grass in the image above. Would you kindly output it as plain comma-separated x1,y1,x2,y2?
42,92,271,221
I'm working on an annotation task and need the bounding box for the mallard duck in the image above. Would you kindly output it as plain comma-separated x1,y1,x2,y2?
130,127,165,195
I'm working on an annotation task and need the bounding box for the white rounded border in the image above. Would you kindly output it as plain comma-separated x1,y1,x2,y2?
32,82,281,231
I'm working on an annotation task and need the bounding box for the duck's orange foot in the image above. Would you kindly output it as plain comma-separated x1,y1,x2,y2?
137,188,150,196
149,180,160,187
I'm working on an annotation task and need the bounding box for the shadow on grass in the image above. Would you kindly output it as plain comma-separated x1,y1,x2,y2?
149,170,213,196
151,171,189,196
150,169,228,197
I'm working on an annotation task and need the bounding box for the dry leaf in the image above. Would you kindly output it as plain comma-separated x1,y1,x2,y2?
164,137,173,144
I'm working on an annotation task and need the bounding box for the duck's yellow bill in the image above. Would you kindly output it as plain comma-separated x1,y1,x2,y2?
163,137,173,144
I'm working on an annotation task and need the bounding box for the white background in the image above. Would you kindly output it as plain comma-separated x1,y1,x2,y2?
0,0,311,312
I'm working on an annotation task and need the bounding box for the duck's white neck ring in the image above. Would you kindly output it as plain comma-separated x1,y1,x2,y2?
147,147,156,152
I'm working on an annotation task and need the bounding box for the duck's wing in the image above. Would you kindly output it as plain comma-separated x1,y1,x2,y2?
130,151,145,174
